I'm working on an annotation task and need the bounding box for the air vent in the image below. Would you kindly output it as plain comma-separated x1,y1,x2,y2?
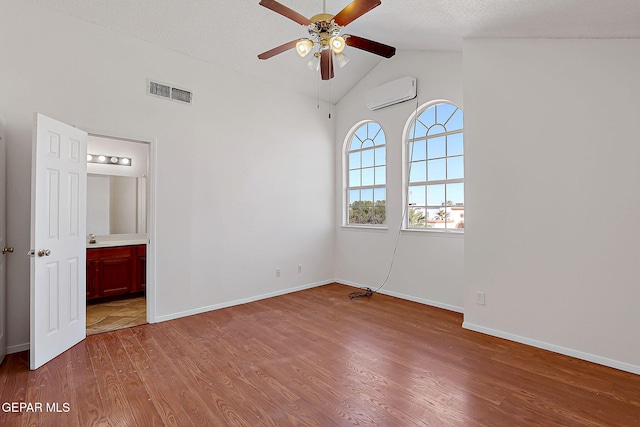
147,80,193,105
171,87,192,103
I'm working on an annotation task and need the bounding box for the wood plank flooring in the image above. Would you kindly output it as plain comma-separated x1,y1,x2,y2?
1,283,639,426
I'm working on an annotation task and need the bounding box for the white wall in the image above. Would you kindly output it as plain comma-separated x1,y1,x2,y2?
463,39,640,373
334,51,465,312
0,2,335,351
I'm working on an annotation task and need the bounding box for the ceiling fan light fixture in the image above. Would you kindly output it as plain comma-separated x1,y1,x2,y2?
295,39,314,57
329,36,346,53
335,51,350,68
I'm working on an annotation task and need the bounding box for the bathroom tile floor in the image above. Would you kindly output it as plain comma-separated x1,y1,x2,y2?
86,296,146,335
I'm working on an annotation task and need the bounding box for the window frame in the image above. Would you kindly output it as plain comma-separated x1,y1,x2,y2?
343,120,387,228
402,100,464,233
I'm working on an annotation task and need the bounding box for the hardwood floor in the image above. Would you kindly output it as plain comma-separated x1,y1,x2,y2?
1,283,639,426
86,296,147,335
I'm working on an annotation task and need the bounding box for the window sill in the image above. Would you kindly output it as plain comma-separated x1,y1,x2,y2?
401,228,464,238
341,225,389,232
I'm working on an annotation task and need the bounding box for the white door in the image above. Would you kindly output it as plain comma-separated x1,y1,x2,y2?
0,116,6,365
30,113,87,370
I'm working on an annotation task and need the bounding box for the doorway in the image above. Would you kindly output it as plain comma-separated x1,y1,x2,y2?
85,134,151,335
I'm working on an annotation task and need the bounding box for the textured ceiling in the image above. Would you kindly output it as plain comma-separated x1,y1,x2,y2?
35,0,640,103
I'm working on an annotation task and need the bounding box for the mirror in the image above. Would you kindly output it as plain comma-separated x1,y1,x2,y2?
87,174,147,235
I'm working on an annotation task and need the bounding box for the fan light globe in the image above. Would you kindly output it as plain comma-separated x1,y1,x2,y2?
307,54,320,71
330,36,345,53
335,52,350,68
296,39,313,57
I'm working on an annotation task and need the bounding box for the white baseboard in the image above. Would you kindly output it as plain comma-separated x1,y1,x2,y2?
154,280,333,323
462,322,640,376
336,279,464,313
7,342,30,354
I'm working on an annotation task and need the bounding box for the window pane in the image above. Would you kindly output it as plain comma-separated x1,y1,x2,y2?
362,168,374,186
374,187,386,202
409,160,426,183
355,125,367,142
426,207,439,222
349,151,360,169
409,120,428,139
362,149,374,167
374,166,386,185
409,185,425,206
426,184,445,206
349,169,360,187
446,109,463,131
428,136,446,159
428,158,446,181
447,156,464,179
375,147,386,165
349,189,360,204
350,137,361,151
446,182,464,205
408,207,426,228
367,122,381,140
447,133,463,156
408,140,426,161
428,124,446,137
361,188,373,202
449,205,465,229
419,107,435,128
362,139,374,148
348,206,358,224
437,103,457,124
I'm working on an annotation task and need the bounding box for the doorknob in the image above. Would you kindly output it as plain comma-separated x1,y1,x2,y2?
37,249,52,257
2,247,13,254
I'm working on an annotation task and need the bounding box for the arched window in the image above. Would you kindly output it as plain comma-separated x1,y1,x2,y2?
405,101,464,231
346,121,386,225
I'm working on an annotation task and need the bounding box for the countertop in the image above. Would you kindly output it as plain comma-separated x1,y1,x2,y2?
86,233,148,249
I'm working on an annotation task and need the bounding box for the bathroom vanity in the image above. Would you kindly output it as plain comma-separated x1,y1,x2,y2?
86,234,147,300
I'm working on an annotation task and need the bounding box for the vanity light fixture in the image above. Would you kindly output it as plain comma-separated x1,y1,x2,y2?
87,153,132,166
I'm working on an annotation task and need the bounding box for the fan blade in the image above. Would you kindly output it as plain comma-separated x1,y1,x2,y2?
333,0,381,26
258,40,299,60
321,49,334,80
259,0,312,26
345,34,396,58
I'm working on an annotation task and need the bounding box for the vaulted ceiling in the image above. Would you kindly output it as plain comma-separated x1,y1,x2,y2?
36,0,640,103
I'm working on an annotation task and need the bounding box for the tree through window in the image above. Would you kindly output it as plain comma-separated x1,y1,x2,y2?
346,122,386,225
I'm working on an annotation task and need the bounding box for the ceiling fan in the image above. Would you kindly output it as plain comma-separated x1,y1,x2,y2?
258,0,396,80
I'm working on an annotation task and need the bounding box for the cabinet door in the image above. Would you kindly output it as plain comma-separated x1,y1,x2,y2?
135,245,146,292
86,259,100,299
99,255,133,297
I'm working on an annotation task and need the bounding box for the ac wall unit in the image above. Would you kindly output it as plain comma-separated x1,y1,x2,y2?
365,76,417,110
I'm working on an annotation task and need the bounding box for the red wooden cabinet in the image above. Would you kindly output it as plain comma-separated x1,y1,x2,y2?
86,244,146,300
135,245,146,293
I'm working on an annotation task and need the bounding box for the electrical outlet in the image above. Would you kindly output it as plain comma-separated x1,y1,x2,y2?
297,264,302,273
476,292,486,305
276,268,281,277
